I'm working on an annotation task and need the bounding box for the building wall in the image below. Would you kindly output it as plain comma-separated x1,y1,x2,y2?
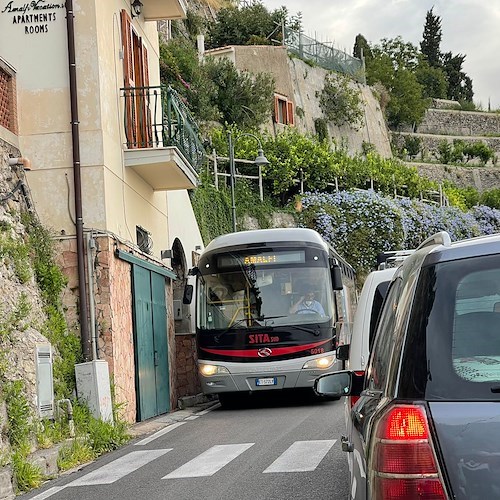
0,0,171,258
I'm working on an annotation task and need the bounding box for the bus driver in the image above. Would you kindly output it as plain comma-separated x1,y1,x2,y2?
289,285,325,315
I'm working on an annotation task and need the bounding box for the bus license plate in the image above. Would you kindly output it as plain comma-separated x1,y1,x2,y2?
256,377,277,386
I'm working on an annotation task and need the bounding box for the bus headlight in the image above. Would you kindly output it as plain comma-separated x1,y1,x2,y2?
302,355,335,370
199,364,230,376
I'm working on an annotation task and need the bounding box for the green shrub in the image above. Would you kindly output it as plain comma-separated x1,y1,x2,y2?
57,439,95,472
12,451,42,493
319,73,364,129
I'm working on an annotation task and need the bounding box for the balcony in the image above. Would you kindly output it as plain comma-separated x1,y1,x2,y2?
121,85,205,191
142,0,188,21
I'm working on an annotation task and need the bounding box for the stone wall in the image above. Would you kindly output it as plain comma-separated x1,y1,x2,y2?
0,138,51,500
411,162,500,192
418,108,500,136
175,334,201,398
392,132,500,165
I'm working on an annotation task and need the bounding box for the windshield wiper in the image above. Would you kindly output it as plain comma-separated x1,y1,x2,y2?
214,318,252,342
271,324,323,336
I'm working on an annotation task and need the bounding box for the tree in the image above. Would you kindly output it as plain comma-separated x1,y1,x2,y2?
442,52,474,102
365,41,427,128
353,34,372,61
415,59,448,99
420,7,442,68
159,39,220,122
386,69,428,129
204,57,275,128
319,73,364,129
206,3,286,49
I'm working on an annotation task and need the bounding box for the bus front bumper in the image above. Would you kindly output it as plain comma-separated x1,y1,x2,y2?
198,356,340,394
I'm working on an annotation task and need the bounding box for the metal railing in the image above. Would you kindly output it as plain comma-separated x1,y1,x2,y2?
284,27,364,82
120,85,205,170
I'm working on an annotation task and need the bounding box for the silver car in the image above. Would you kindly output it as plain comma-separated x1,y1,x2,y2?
315,231,500,500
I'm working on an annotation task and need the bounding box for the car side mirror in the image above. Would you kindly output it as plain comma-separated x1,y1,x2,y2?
331,265,343,291
336,344,349,361
183,284,193,304
314,371,352,398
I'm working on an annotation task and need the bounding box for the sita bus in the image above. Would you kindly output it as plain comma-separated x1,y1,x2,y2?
184,228,356,405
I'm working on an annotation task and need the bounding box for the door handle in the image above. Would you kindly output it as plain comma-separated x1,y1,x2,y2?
154,350,159,366
341,435,354,453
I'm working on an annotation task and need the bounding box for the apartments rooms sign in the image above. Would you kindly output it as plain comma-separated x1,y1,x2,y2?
1,0,64,35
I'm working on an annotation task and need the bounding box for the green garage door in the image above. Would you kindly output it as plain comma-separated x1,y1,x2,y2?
132,265,170,421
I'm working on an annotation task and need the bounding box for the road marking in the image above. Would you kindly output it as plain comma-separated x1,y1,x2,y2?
163,443,254,478
29,486,67,499
197,404,220,415
134,421,186,445
67,449,171,486
185,415,199,420
263,440,337,473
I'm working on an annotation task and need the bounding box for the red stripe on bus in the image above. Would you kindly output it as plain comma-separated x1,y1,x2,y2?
200,339,332,358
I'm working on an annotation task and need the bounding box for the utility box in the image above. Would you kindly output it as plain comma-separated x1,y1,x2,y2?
36,344,54,418
75,360,113,423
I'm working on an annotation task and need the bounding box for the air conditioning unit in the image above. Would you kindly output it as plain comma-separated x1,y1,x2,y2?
36,344,54,418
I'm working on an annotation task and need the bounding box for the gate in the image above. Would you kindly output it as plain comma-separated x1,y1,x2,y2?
132,265,170,421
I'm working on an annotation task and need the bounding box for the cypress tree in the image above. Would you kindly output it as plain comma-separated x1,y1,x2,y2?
420,7,442,68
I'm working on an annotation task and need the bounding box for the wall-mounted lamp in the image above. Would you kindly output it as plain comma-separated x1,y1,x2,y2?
131,0,143,18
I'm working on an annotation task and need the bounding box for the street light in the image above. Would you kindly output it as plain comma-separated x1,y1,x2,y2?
228,131,270,232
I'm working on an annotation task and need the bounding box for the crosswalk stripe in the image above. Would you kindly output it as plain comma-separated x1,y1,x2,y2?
28,486,67,499
67,449,171,486
163,443,254,478
134,422,186,446
263,440,337,473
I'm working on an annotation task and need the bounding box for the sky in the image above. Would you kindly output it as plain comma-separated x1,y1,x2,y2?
260,0,500,110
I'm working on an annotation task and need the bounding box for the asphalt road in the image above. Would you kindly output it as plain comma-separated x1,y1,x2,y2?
26,390,349,500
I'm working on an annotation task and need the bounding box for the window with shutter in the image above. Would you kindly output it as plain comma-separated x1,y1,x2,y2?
120,10,151,148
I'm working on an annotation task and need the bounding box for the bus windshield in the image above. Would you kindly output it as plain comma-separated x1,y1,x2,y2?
196,248,334,330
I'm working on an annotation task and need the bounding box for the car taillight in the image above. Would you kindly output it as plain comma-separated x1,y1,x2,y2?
370,404,447,500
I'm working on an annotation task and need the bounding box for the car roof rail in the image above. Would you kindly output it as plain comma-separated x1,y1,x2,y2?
416,231,452,251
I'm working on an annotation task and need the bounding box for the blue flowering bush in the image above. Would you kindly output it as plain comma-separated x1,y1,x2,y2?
301,190,404,275
300,190,498,277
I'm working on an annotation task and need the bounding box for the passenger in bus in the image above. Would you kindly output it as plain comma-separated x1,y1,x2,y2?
289,285,325,315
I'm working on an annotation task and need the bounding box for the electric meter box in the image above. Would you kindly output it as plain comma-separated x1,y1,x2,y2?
75,360,113,423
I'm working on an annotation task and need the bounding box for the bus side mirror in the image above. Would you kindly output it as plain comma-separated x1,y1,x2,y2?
183,284,193,304
331,265,343,290
336,344,349,361
188,266,199,276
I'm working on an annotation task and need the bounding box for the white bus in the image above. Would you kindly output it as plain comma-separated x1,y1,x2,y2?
184,228,356,406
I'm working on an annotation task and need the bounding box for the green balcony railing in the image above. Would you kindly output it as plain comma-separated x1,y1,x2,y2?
121,85,205,170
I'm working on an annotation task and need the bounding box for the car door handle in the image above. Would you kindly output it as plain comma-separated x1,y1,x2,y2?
341,435,354,453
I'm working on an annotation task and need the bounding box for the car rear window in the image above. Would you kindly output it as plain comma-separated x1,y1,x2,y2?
400,254,500,401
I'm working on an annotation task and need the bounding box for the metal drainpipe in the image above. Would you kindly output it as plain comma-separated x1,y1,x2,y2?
86,231,98,360
66,0,91,362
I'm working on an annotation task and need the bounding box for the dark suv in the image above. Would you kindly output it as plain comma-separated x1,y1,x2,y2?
315,231,500,500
